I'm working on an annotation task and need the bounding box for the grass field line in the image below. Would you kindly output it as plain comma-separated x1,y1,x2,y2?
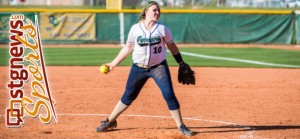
176,51,300,68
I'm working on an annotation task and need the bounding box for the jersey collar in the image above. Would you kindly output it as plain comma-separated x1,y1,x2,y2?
141,21,160,34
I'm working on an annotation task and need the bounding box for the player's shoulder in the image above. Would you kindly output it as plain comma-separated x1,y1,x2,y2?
131,22,139,27
157,22,166,28
157,22,171,32
129,23,138,29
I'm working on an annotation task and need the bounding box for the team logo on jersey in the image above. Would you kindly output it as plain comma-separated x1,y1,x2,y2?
137,36,161,46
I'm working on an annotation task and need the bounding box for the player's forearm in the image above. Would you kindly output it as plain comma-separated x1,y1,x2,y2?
167,42,180,55
167,42,184,64
111,44,134,66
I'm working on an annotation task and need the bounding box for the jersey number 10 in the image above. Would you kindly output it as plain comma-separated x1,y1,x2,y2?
153,46,162,54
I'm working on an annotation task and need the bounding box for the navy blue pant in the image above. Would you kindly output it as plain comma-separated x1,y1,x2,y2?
121,60,180,110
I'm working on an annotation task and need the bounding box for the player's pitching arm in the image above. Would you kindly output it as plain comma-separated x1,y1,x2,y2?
105,43,134,72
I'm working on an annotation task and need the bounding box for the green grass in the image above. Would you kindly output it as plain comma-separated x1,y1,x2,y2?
177,47,300,68
1,47,300,68
42,48,129,66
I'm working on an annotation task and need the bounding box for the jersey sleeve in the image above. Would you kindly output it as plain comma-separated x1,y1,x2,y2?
164,27,174,45
127,26,135,44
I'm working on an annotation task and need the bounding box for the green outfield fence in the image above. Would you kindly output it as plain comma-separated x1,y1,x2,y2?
1,8,300,44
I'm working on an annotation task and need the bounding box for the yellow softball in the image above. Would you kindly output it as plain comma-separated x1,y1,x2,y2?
99,65,109,74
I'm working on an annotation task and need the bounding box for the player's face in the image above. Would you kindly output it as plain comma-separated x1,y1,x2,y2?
146,5,160,21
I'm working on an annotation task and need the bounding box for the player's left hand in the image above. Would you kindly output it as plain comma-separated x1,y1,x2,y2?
178,62,195,85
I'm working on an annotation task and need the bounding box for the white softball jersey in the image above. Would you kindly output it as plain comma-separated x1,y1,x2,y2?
127,21,174,67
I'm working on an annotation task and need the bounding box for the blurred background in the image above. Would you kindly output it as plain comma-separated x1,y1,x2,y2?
1,0,299,45
1,0,300,68
0,0,297,8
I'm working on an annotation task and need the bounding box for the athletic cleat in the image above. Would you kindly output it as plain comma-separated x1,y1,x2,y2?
178,124,193,137
96,118,117,132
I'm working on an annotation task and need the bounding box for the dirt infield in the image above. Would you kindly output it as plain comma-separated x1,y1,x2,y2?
1,66,300,139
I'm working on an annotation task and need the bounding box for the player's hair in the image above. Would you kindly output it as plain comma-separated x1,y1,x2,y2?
138,1,160,22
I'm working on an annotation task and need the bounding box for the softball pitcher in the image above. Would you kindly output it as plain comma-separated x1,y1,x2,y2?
96,1,195,136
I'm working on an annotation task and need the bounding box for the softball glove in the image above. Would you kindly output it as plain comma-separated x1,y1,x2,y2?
178,62,195,85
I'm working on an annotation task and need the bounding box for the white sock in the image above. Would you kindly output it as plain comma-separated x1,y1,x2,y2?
108,100,128,122
170,109,184,127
